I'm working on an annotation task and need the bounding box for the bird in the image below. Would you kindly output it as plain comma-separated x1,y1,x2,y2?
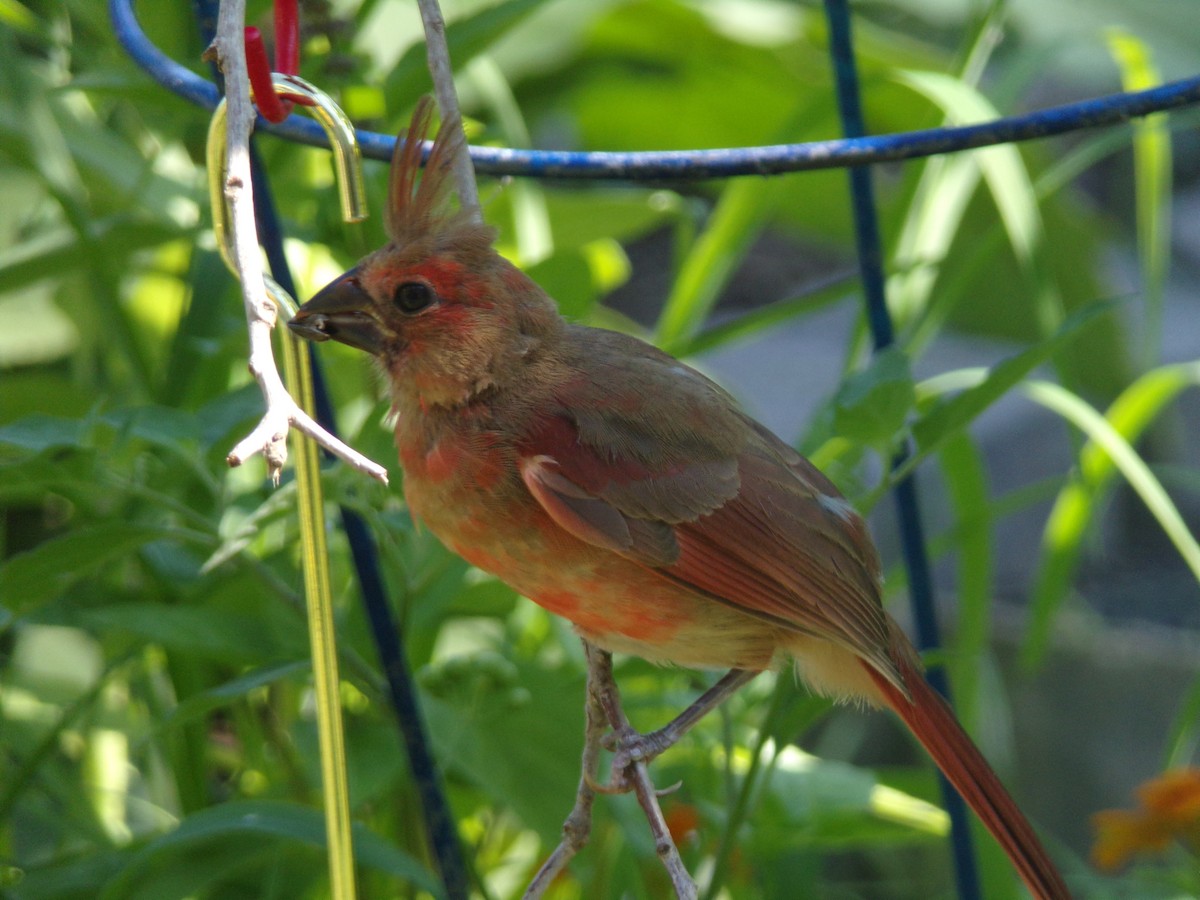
288,98,1069,899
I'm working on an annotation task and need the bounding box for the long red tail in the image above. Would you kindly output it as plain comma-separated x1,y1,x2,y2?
865,662,1070,899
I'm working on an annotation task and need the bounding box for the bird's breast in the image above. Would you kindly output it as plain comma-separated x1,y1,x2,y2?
394,422,784,671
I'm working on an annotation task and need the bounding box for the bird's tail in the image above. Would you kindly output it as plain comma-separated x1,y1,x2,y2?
864,660,1070,900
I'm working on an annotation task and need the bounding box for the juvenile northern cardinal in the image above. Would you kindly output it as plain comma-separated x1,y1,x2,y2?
289,99,1068,898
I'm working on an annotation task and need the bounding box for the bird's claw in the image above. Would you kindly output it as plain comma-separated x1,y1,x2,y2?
583,768,630,795
611,728,672,768
587,727,678,795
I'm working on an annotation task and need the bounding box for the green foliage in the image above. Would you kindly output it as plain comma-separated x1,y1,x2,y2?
2,1,1198,899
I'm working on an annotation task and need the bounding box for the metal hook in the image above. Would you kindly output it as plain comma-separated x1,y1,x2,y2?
206,73,368,311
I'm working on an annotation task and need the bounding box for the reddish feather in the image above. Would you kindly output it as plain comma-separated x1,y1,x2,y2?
866,661,1069,899
523,414,900,683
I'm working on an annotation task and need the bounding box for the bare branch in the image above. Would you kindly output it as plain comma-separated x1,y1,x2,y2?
587,646,697,899
210,1,388,487
528,643,697,899
523,658,604,898
415,0,482,223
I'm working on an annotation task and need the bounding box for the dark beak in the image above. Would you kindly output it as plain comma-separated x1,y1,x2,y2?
288,268,383,356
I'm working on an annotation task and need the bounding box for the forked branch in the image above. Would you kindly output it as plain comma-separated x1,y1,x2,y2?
208,0,388,486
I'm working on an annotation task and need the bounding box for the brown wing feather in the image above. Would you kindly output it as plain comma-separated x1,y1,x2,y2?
668,447,898,681
519,401,900,684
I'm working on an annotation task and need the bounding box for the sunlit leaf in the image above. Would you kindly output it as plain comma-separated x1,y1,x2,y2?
656,176,776,354
1108,29,1171,368
96,801,441,899
384,0,552,102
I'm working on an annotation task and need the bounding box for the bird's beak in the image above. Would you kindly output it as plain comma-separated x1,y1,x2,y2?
288,268,383,356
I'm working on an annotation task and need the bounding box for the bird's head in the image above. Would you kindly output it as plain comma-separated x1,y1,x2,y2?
288,98,560,408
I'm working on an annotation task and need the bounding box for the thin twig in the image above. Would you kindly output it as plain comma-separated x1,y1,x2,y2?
567,644,699,900
414,0,482,223
208,3,388,487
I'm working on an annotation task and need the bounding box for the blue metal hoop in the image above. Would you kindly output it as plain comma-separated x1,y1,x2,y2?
112,0,1200,180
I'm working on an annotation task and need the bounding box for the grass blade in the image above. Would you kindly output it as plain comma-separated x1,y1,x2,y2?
1021,373,1200,666
1107,30,1171,369
655,176,775,355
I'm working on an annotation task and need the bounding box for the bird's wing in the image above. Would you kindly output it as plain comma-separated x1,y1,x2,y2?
517,355,893,669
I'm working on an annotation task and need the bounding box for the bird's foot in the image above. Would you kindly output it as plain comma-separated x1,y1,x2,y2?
584,726,682,796
604,725,675,769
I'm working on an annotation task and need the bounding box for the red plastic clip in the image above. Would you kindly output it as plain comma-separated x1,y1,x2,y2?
243,0,305,124
274,0,298,76
244,27,289,122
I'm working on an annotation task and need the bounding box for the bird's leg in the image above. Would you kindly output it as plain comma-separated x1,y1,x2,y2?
581,642,640,794
581,642,698,900
606,668,761,771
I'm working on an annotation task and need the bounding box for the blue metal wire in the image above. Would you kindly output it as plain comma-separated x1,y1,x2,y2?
824,2,980,896
113,0,1200,180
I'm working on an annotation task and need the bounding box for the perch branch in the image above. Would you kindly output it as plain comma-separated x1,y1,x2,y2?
586,646,697,899
528,643,698,899
523,656,605,898
208,1,388,486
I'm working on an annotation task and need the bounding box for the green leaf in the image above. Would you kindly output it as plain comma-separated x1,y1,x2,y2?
0,524,164,617
421,658,585,839
1163,672,1200,770
909,301,1115,463
0,372,93,423
0,452,96,504
384,0,551,102
896,69,1064,342
8,849,129,900
0,413,87,452
754,745,949,849
686,274,851,356
540,188,682,250
831,346,915,448
656,175,776,355
1023,364,1200,666
77,602,306,665
526,250,597,320
158,661,311,733
0,0,38,32
938,433,993,732
0,219,182,296
96,800,441,900
1108,29,1171,368
0,291,77,366
443,574,519,618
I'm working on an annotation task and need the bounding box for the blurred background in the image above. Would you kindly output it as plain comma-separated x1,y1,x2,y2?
1,1,1198,897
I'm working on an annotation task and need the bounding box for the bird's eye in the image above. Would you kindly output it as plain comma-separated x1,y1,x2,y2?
392,280,437,314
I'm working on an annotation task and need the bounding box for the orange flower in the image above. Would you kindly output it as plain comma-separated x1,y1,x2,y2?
663,802,701,846
1138,768,1200,826
1091,809,1173,871
1091,768,1200,872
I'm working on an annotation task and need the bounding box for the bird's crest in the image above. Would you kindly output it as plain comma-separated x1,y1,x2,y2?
385,97,466,244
